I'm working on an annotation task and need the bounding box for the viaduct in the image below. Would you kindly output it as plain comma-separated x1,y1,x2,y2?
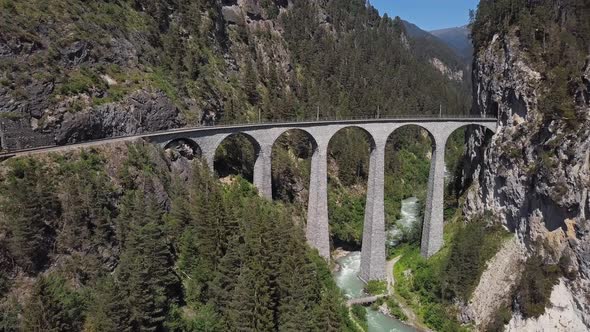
144,117,497,282
2,117,497,281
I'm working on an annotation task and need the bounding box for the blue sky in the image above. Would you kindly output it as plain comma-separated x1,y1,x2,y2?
370,0,479,31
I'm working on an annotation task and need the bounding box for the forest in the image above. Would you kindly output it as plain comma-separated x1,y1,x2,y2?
0,143,356,331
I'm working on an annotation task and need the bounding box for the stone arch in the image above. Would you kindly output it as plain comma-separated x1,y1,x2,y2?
213,132,261,182
270,128,319,202
327,126,377,188
328,125,377,150
387,123,436,146
386,123,438,156
420,122,496,258
271,128,319,158
324,125,378,256
164,138,202,160
383,124,435,247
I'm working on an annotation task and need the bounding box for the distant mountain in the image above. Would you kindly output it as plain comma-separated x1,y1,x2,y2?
402,20,435,40
400,20,472,104
430,26,473,61
401,20,469,71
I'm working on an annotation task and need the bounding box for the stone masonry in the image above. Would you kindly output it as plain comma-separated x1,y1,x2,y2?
147,119,497,281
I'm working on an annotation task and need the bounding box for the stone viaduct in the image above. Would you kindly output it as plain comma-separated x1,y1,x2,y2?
144,118,497,282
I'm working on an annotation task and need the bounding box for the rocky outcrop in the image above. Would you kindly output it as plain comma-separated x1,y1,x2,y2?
465,237,526,327
429,57,463,81
1,89,183,149
464,22,590,331
506,279,588,332
1,0,301,151
50,90,183,144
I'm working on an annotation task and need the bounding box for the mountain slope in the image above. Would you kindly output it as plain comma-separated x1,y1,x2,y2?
430,25,473,60
0,0,470,151
401,20,471,97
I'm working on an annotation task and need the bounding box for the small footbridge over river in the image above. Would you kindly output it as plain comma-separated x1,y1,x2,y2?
1,115,497,281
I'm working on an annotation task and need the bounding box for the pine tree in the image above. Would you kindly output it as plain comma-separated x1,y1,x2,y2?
84,277,132,332
117,192,179,331
0,158,59,273
244,59,259,105
21,275,85,332
312,291,345,332
276,220,320,331
208,233,243,314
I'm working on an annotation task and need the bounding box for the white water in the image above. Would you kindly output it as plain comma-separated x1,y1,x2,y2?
389,197,420,246
334,198,420,332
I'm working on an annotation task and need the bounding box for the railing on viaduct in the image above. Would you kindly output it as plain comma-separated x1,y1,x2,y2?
1,116,498,282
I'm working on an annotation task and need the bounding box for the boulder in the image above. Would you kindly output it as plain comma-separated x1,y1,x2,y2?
55,90,184,144
222,5,244,25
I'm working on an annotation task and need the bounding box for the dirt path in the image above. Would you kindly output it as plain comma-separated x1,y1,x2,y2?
386,256,431,332
386,256,400,295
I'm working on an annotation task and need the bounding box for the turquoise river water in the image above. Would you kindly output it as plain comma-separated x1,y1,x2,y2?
333,198,420,332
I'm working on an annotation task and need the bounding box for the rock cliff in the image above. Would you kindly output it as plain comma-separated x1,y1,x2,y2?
464,1,590,330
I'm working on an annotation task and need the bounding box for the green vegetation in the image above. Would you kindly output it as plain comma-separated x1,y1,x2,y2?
1,0,470,120
487,305,514,332
271,131,312,203
21,274,86,331
328,126,433,249
392,218,510,332
214,134,256,181
329,186,366,246
0,144,355,331
386,297,408,321
515,254,562,319
442,218,511,301
59,67,107,96
351,305,369,331
365,280,388,296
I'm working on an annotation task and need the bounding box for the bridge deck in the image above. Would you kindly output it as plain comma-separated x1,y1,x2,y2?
1,116,496,157
347,295,385,306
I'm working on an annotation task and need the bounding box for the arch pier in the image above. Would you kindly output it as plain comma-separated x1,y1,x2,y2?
148,119,497,282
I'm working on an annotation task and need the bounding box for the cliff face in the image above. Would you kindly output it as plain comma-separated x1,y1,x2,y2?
463,1,590,329
0,0,294,149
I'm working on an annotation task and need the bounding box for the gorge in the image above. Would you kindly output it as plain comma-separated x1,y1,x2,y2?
1,0,589,331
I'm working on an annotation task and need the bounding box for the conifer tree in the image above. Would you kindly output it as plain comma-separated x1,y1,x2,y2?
84,277,132,332
0,159,59,273
21,275,85,332
117,192,179,331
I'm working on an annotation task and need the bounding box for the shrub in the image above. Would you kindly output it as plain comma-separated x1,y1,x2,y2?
21,275,86,331
487,305,512,332
516,254,561,318
60,67,106,95
386,297,407,321
365,280,387,295
350,304,368,331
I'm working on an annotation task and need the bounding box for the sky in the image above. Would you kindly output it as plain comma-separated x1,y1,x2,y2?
370,0,479,31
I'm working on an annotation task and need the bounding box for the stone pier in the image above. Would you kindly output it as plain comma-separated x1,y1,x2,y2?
306,140,330,259
359,138,387,281
421,137,446,257
253,143,273,199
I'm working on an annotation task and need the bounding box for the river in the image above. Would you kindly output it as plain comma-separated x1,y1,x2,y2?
333,197,420,332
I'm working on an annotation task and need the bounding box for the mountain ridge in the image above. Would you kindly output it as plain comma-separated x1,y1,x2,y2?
429,25,473,61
